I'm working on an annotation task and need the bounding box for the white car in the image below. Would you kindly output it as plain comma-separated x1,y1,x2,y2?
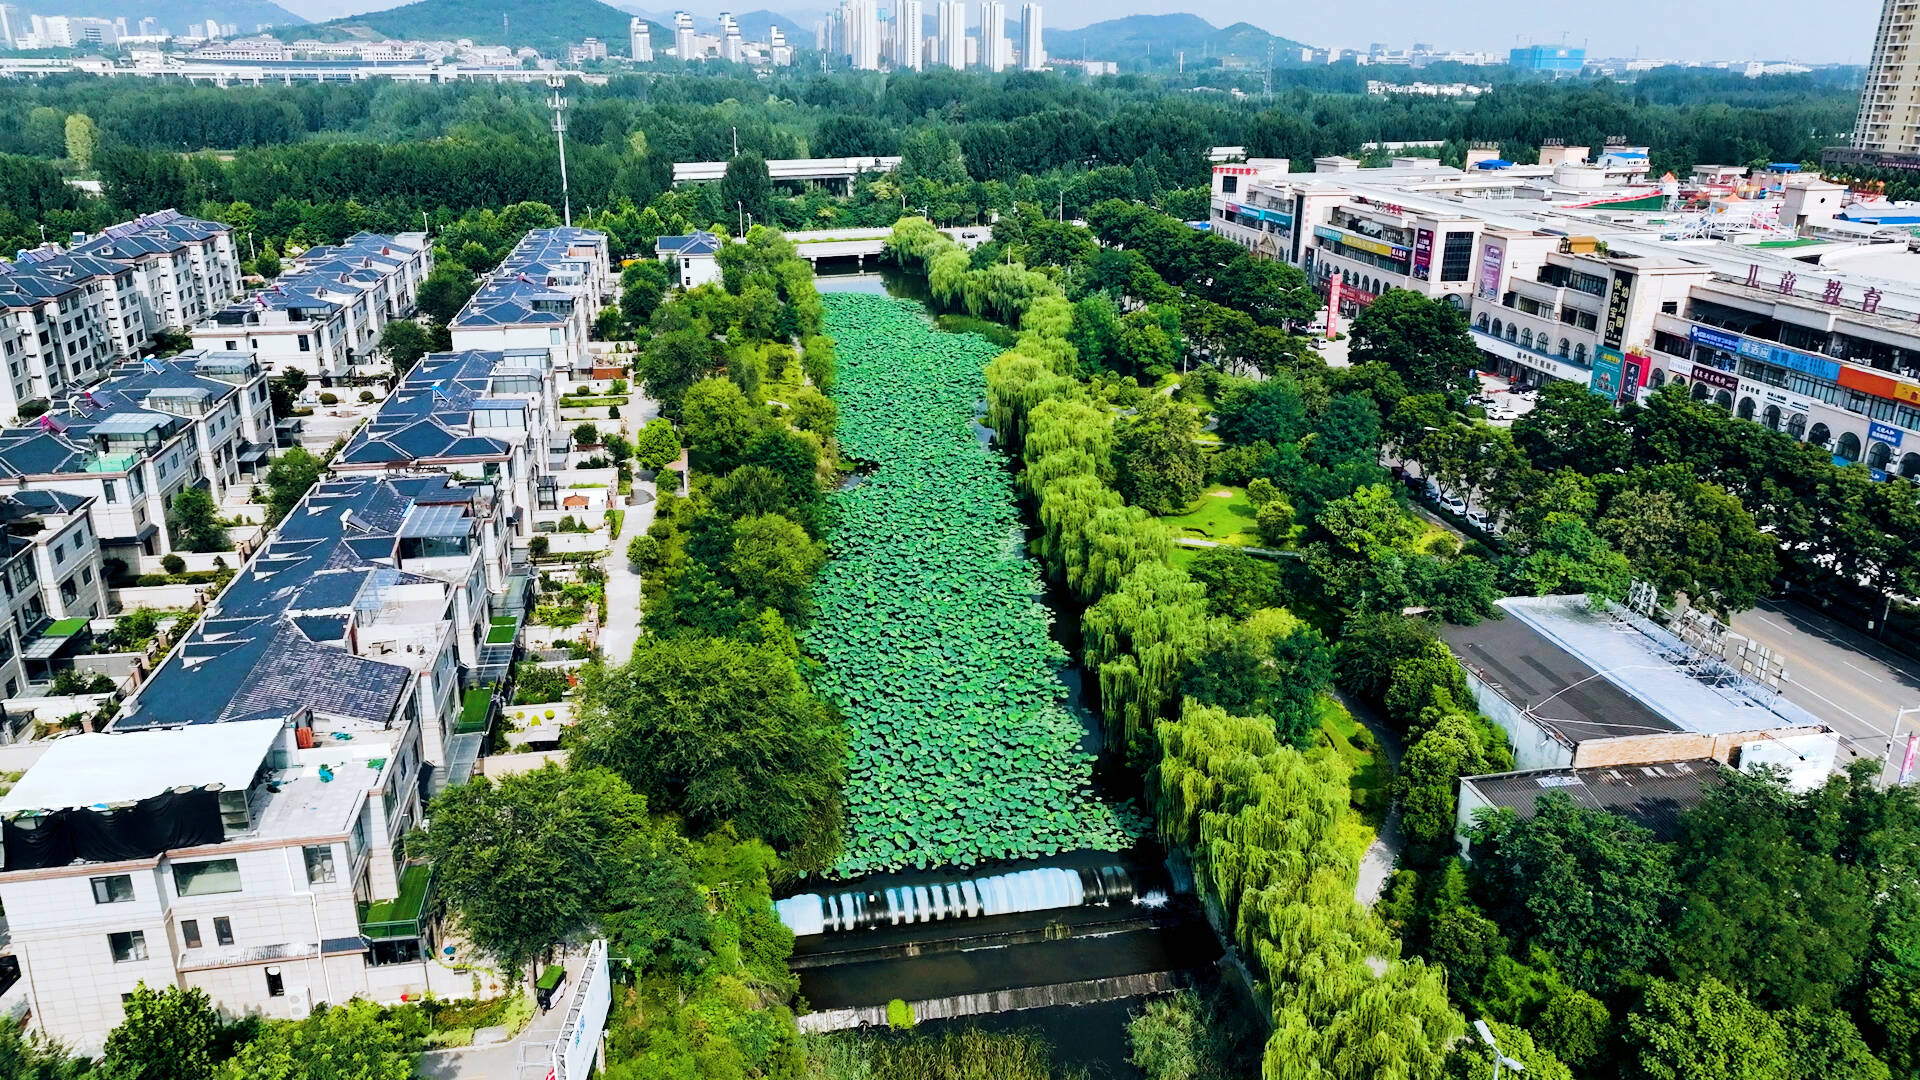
1466,509,1493,532
1440,493,1468,516
1487,406,1516,422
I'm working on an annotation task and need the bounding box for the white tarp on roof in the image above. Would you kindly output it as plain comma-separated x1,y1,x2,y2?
0,718,282,813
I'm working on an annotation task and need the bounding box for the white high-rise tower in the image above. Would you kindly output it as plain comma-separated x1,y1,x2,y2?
1019,3,1042,69
937,0,965,68
629,17,654,61
977,0,1007,70
893,0,923,68
672,11,697,59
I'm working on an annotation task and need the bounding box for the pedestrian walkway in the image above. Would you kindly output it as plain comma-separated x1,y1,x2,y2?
414,958,578,1080
593,385,660,664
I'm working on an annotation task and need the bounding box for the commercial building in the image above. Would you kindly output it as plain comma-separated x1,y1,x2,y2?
1509,44,1585,74
192,232,430,384
1453,758,1726,853
0,470,509,1052
447,228,610,379
1440,595,1835,782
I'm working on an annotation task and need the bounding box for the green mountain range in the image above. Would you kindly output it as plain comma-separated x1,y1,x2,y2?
35,0,305,34
288,0,660,57
1041,13,1308,65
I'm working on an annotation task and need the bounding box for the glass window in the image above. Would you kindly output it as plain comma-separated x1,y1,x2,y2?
172,859,241,897
182,919,202,949
109,930,147,963
214,917,234,946
91,875,133,904
1440,232,1474,283
304,844,337,885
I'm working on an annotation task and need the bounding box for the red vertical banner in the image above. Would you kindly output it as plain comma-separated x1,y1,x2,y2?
1902,733,1918,785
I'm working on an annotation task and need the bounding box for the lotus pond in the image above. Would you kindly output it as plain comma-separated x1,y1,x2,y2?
812,293,1139,876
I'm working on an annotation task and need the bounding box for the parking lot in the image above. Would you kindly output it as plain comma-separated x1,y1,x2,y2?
1728,597,1920,777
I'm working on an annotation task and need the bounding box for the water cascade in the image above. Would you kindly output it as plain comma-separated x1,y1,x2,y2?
776,864,1135,937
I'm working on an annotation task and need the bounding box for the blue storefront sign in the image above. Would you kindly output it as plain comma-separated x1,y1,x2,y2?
1870,421,1904,447
1688,325,1743,352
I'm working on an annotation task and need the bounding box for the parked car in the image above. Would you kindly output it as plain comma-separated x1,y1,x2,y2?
1466,508,1493,532
1439,492,1468,516
1487,406,1516,422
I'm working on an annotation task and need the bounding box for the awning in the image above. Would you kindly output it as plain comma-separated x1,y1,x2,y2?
99,521,159,546
238,443,269,463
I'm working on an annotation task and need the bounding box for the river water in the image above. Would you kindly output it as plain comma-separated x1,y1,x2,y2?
794,272,1229,1077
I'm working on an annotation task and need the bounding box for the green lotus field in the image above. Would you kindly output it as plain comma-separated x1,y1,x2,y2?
811,293,1138,876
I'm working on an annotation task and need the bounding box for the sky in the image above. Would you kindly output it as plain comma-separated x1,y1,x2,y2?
278,0,1886,65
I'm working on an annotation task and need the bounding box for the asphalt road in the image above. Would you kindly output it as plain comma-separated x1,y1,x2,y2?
1728,597,1920,774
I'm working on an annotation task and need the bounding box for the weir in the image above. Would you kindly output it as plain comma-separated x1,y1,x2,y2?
775,863,1143,936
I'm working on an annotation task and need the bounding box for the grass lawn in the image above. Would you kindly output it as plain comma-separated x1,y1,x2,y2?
1417,518,1461,556
362,863,432,931
1158,486,1257,546
486,623,516,645
1318,695,1389,827
457,687,494,733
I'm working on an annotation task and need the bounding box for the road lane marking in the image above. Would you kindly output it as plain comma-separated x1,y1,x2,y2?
1845,661,1887,684
1782,680,1888,738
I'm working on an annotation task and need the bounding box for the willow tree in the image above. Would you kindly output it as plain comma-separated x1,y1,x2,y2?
1082,561,1218,751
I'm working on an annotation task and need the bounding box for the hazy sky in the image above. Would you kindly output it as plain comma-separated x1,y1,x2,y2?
283,0,1885,64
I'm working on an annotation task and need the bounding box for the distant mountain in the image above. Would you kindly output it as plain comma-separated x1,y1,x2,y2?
295,0,656,55
1042,13,1306,65
19,0,306,33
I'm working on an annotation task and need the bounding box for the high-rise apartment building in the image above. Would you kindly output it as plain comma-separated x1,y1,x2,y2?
843,0,881,69
719,11,744,61
937,0,965,68
894,0,923,68
630,17,654,61
673,11,697,59
1853,0,1920,156
976,0,1007,70
1019,2,1042,69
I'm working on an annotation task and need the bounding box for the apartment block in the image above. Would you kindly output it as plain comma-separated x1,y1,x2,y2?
0,472,511,1051
193,232,429,384
448,228,610,378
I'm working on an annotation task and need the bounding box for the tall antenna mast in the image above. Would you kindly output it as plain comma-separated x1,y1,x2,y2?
548,75,572,227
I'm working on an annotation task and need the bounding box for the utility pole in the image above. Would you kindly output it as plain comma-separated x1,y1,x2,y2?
738,200,745,235
732,125,738,156
548,76,572,227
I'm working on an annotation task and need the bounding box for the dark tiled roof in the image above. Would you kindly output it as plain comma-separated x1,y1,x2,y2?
1463,759,1726,841
1440,613,1680,745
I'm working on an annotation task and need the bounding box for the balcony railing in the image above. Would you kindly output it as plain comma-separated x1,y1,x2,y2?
359,862,434,940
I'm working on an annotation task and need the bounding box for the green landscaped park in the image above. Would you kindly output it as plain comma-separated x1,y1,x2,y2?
1158,486,1258,546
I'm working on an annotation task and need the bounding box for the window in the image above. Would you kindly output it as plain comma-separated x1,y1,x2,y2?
213,917,234,946
304,844,337,885
108,930,147,963
1440,232,1474,283
182,919,202,948
1221,174,1238,194
91,875,134,904
297,334,310,353
173,859,241,897
265,967,284,997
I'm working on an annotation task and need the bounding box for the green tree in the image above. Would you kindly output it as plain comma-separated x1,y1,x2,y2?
620,258,670,328
263,446,325,522
1511,380,1632,474
720,152,773,228
1114,397,1205,514
166,487,231,552
0,1021,89,1080
680,377,760,469
724,513,825,623
1440,1019,1573,1080
632,418,683,472
99,983,225,1080
1513,512,1632,600
63,113,97,172
1348,289,1480,397
636,327,713,420
1597,468,1775,614
216,1000,420,1080
573,636,846,867
1472,793,1680,993
572,422,601,448
420,765,652,981
414,265,477,325
1626,977,1791,1080
376,319,430,374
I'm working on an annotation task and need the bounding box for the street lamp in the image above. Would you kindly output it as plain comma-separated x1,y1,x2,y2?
1474,1020,1526,1080
1881,705,1920,787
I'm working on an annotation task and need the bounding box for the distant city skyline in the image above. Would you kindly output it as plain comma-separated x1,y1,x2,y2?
263,0,1883,64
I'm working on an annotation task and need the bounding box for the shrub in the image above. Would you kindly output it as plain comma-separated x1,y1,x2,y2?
160,553,186,575
609,378,628,394
886,999,916,1028
359,390,376,403
528,536,550,558
318,392,339,406
135,573,170,587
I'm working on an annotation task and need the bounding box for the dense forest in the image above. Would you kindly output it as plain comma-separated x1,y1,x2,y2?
0,65,1858,261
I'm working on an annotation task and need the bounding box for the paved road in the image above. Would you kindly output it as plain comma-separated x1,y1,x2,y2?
1729,597,1920,773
